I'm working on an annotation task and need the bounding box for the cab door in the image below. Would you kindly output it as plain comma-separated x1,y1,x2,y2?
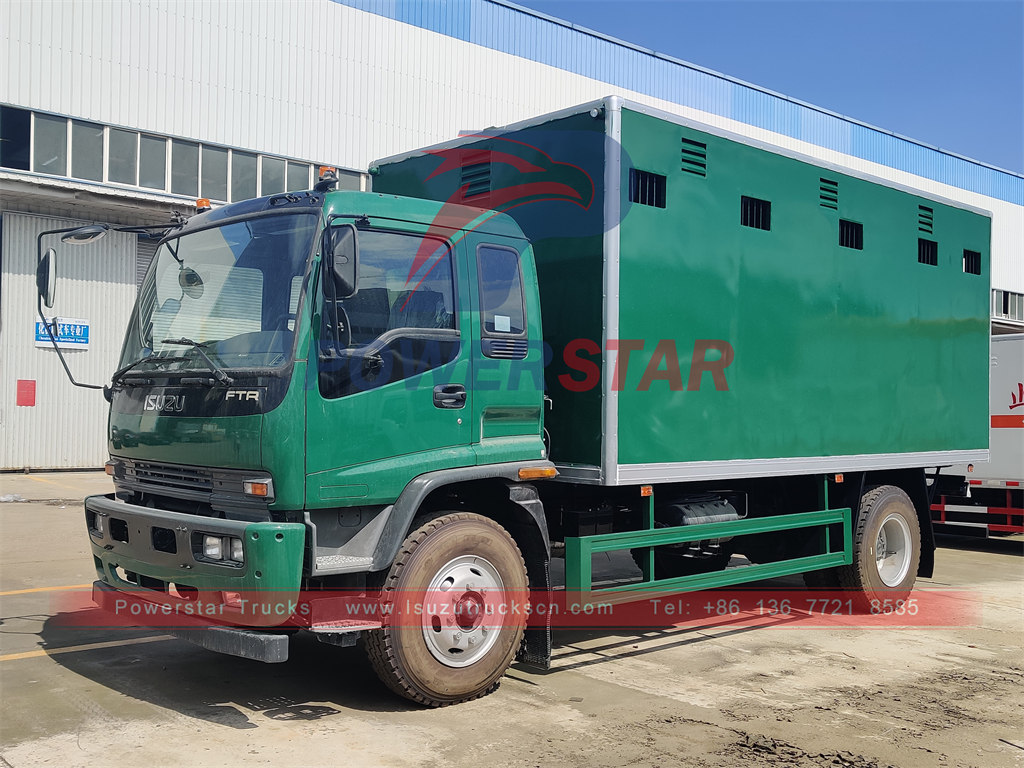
464,234,546,465
305,221,473,504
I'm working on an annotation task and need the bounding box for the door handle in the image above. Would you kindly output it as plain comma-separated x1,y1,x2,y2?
433,384,466,409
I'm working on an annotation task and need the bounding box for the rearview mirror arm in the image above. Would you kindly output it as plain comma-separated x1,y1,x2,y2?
35,306,105,392
36,228,106,394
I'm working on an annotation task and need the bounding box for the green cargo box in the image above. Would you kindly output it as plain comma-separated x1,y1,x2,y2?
372,96,991,485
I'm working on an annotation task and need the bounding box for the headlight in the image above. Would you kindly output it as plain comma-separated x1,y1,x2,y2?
200,534,243,564
203,534,223,560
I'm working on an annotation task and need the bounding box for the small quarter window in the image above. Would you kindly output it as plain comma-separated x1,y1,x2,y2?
741,195,771,231
963,249,981,275
478,244,528,360
918,238,938,266
628,169,666,208
839,219,863,250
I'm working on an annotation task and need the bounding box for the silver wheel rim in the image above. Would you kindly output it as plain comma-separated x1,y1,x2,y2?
875,513,912,587
421,555,504,668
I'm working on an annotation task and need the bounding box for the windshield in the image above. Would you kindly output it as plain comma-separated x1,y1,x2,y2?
119,212,318,374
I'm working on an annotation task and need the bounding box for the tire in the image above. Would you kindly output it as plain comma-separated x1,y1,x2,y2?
836,485,921,609
364,512,528,707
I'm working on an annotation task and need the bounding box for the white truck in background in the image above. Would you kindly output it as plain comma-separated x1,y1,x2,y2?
932,334,1024,537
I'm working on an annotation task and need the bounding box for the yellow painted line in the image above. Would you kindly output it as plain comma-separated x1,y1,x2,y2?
0,635,174,662
23,474,70,486
0,583,92,596
5,474,111,494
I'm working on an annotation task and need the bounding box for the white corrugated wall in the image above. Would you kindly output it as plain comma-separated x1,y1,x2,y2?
1,0,1019,293
0,213,137,469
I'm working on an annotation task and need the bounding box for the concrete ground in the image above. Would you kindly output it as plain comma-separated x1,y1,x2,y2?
1,471,1022,768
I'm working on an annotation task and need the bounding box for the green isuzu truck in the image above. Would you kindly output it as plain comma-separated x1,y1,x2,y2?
41,97,990,706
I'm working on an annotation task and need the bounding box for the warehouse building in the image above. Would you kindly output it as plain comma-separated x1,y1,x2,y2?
1,0,1022,469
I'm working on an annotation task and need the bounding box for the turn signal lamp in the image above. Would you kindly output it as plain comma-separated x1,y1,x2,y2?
640,485,653,497
518,466,557,480
104,461,115,476
243,479,272,498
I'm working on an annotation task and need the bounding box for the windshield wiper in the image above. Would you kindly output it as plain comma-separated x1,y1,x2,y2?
111,355,189,384
161,338,234,385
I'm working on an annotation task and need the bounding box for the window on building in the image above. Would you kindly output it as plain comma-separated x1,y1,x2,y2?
71,120,104,181
201,145,228,201
0,106,31,171
7,107,352,201
108,128,138,185
139,134,167,190
335,168,361,191
287,162,310,192
741,195,771,231
231,151,257,201
33,114,68,176
171,140,199,196
261,157,285,195
839,219,863,250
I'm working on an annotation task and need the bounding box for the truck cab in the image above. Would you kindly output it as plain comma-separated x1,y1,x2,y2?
81,189,554,704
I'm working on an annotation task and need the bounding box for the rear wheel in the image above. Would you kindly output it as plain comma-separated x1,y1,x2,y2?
364,512,528,706
836,485,921,608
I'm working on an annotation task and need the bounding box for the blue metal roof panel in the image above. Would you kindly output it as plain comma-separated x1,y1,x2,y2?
332,0,1023,204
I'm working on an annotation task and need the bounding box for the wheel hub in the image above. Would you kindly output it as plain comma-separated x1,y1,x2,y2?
875,513,912,587
422,555,505,668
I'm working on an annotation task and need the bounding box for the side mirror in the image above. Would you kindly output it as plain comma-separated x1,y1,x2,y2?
323,223,358,299
178,267,205,299
37,248,56,308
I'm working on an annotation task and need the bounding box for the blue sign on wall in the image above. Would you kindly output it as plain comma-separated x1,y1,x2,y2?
35,317,90,349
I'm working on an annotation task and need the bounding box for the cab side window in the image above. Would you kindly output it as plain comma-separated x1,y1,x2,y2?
319,229,459,398
478,244,528,359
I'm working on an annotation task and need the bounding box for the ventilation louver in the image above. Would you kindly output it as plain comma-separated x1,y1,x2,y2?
680,137,707,177
819,178,839,210
460,153,490,200
918,205,934,234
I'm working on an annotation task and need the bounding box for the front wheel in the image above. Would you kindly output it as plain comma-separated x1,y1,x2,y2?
364,512,528,706
836,485,921,608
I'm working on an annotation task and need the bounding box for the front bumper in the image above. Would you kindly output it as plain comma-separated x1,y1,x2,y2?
92,582,290,662
85,493,305,628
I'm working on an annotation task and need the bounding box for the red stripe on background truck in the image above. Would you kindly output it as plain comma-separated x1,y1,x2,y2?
932,334,1024,536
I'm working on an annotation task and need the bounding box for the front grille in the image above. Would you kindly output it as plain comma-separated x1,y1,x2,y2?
129,461,214,493
112,458,271,521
